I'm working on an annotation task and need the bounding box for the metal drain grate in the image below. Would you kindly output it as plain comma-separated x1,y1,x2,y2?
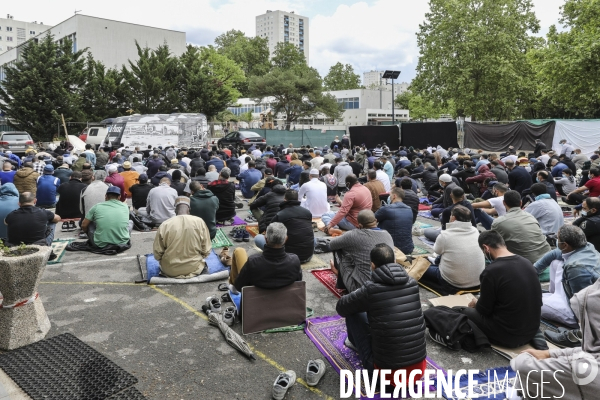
0,333,142,400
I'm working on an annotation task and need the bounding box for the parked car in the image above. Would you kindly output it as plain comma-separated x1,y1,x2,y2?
217,131,266,150
0,131,36,155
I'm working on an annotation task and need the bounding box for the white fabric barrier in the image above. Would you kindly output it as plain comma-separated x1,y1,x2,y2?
552,120,600,157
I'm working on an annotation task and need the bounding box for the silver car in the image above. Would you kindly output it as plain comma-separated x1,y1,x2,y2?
0,131,36,155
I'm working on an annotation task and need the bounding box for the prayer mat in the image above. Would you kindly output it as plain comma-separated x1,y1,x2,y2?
418,281,480,297
301,254,327,270
418,204,432,211
310,268,347,298
436,366,518,400
492,342,558,361
413,221,433,229
418,236,436,248
419,197,430,204
216,215,246,227
305,315,444,399
245,225,260,237
418,210,436,220
412,245,431,255
48,239,73,265
263,307,314,334
145,251,229,284
211,228,234,248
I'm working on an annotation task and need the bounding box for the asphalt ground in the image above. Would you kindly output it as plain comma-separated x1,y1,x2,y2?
5,195,552,400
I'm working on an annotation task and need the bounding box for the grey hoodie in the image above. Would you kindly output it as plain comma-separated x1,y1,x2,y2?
333,161,353,188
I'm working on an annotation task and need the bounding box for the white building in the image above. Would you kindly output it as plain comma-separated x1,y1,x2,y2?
363,70,409,94
0,14,186,80
227,89,409,127
0,15,52,54
255,10,309,63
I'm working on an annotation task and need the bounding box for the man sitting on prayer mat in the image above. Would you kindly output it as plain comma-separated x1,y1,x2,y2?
336,243,427,378
153,196,212,278
5,192,61,250
81,186,133,249
421,205,484,292
229,222,302,293
328,210,394,293
533,225,600,328
511,278,600,399
454,231,544,349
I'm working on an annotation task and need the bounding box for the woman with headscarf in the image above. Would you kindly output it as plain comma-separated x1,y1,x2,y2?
511,278,600,398
320,166,338,204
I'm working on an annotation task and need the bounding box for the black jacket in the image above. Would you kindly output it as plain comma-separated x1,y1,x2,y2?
189,157,205,177
207,181,236,221
533,142,546,158
402,189,419,223
271,200,314,262
573,212,600,252
250,184,287,233
56,179,87,218
423,306,489,352
508,166,533,195
233,245,302,291
275,160,291,179
411,166,439,191
336,263,427,369
129,183,154,209
227,157,241,177
490,167,509,184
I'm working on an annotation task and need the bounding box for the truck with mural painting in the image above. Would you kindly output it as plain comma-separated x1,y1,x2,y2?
102,113,209,148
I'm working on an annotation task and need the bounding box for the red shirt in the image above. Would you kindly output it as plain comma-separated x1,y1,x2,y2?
330,183,373,228
585,176,600,197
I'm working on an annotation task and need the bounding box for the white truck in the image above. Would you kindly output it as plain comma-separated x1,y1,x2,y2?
103,113,208,149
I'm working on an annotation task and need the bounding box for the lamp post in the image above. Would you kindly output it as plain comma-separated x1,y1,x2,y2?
382,70,401,125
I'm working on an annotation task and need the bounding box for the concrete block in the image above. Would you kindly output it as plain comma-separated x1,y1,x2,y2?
0,297,51,350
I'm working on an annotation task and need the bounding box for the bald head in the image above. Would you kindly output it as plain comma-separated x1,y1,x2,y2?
357,210,377,228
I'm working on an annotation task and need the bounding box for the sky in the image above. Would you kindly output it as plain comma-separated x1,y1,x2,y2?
5,0,566,83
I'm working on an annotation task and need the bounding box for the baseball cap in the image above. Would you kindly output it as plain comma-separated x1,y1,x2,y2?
106,186,121,195
123,161,131,168
439,174,452,183
43,164,54,173
138,174,148,183
310,169,319,175
264,168,273,175
171,159,178,164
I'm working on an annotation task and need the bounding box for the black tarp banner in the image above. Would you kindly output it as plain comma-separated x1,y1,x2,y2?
348,126,400,150
464,121,556,152
400,122,459,149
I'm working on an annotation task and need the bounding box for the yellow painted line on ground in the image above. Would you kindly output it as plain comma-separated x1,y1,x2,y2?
40,281,139,286
149,285,335,400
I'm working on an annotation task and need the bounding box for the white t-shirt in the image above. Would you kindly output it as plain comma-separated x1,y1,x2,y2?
539,154,550,165
488,196,507,216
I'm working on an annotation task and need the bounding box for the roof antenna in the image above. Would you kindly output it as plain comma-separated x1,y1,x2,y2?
74,9,82,15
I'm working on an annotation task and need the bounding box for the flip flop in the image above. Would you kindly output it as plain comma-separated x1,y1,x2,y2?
218,283,229,292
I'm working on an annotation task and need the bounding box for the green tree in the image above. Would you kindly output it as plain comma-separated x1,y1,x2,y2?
120,42,181,114
529,0,600,118
178,45,245,119
271,42,307,69
0,34,86,140
249,67,342,129
214,30,271,96
80,54,127,121
323,62,361,91
412,0,541,120
395,90,455,120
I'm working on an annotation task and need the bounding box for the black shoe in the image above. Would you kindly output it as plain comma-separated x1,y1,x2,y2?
428,329,460,351
61,222,69,232
544,329,581,348
530,329,549,350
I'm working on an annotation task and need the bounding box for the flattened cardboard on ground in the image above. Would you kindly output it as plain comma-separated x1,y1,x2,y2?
428,293,477,308
492,342,559,360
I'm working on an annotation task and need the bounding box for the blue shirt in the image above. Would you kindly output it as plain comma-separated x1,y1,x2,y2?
36,174,61,206
551,162,569,178
238,168,262,198
0,170,16,184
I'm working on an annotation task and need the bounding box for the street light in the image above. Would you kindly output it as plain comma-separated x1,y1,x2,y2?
382,70,401,125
